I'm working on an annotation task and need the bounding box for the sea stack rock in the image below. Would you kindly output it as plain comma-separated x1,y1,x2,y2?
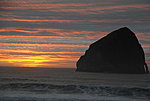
76,27,149,74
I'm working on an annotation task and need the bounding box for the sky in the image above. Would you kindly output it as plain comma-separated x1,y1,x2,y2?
0,0,150,68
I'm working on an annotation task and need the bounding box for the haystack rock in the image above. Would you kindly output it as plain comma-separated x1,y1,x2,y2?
76,27,149,74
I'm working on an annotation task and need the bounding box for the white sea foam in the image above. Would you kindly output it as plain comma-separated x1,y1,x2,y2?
1,93,149,101
0,67,150,101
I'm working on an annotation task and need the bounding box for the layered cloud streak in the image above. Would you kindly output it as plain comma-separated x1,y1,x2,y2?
0,0,150,67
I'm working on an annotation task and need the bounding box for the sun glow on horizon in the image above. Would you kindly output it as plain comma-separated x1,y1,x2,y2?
0,49,82,68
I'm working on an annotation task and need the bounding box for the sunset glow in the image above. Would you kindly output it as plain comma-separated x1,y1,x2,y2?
0,0,150,68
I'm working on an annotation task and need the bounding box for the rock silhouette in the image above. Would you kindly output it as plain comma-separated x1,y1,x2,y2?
76,27,149,74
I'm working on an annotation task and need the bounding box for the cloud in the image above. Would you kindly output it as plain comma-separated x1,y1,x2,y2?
0,0,150,68
0,48,83,67
0,27,108,40
0,18,79,23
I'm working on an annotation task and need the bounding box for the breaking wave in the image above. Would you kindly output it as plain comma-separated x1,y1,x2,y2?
0,83,150,97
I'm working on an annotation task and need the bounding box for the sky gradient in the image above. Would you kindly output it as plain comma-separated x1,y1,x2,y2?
0,0,150,68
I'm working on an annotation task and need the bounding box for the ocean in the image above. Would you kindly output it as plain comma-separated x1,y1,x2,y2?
0,67,150,101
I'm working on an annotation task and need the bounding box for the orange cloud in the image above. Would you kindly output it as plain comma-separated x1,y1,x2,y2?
0,17,131,24
1,0,149,15
0,18,78,23
1,1,149,10
0,42,87,47
0,49,84,56
0,27,63,34
0,49,83,68
37,4,150,14
0,27,107,39
0,3,94,9
0,35,85,39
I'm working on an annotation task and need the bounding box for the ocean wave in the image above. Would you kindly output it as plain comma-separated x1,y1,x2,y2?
0,95,149,101
0,97,120,101
0,97,141,101
0,78,37,82
0,83,150,98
